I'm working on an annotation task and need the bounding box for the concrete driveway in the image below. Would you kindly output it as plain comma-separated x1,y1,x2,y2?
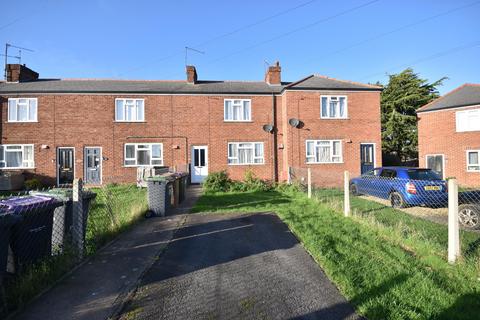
119,212,361,320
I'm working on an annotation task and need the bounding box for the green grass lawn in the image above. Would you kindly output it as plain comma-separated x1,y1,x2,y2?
192,188,480,320
86,184,147,255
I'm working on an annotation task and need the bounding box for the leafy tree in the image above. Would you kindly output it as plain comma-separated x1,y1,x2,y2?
380,68,445,161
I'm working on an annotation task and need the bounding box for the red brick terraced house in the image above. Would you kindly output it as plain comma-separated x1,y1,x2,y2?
0,62,382,186
417,84,480,187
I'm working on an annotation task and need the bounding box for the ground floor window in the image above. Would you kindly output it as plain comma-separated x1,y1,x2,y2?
228,142,264,165
0,144,34,168
306,140,342,164
124,143,163,166
467,150,480,172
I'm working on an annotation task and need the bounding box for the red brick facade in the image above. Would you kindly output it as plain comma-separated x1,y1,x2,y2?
0,65,382,186
418,106,480,187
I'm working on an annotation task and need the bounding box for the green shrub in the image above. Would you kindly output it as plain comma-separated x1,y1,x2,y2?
24,178,41,190
242,169,272,192
203,171,232,193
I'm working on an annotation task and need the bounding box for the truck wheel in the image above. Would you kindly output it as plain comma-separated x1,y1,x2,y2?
389,192,406,209
458,204,480,229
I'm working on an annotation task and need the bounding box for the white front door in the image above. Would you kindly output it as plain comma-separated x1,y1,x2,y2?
191,146,208,183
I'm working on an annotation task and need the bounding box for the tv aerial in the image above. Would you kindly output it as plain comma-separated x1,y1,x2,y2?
3,43,35,80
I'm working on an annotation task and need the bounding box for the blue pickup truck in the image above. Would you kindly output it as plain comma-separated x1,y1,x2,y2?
350,167,480,229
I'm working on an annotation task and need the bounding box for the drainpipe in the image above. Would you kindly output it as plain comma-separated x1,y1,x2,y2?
272,93,278,182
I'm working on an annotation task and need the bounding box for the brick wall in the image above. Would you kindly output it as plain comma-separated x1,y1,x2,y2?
280,90,382,187
1,90,381,186
418,107,480,187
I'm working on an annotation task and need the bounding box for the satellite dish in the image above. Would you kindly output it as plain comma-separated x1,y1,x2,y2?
262,124,274,133
289,118,300,128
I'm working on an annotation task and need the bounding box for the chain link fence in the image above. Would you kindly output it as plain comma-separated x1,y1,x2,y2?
0,176,147,317
290,166,480,263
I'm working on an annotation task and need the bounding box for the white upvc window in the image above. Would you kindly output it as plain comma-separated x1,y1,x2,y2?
456,108,480,132
224,99,251,121
228,142,264,165
321,96,347,119
467,150,480,172
115,99,145,122
8,98,37,122
306,140,342,164
124,143,163,167
0,144,34,169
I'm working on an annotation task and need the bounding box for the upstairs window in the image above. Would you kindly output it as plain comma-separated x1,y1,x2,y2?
0,144,34,169
8,98,37,122
115,99,145,122
228,142,264,165
224,99,251,121
321,96,347,119
306,140,342,164
467,150,480,172
124,143,162,166
456,109,480,132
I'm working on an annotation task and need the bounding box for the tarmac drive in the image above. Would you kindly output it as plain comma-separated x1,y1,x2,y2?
119,212,361,320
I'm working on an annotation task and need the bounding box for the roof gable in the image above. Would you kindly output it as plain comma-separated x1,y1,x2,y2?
417,84,480,113
286,74,382,91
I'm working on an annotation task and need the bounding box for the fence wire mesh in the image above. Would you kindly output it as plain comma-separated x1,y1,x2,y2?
0,176,148,317
290,166,480,265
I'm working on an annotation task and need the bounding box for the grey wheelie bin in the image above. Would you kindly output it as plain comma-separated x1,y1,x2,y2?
145,176,172,217
0,196,62,271
30,189,96,253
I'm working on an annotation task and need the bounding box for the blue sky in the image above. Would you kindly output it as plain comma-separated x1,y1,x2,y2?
1,0,479,93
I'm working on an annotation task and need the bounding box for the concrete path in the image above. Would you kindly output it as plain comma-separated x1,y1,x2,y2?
118,212,361,320
13,186,202,320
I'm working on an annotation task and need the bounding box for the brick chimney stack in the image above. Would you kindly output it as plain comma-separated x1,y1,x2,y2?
186,65,198,84
6,64,39,82
265,61,281,85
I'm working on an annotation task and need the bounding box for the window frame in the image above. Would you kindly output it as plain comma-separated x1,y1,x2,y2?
456,108,480,132
320,95,348,119
305,139,343,164
115,98,145,122
124,143,163,167
227,142,264,165
223,99,252,122
466,150,480,172
7,98,38,123
0,144,35,169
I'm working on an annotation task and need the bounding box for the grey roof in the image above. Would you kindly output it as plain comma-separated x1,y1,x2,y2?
417,84,480,113
0,74,381,94
0,79,285,94
286,75,382,91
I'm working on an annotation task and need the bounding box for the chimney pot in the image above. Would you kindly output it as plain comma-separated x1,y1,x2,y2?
265,61,281,86
186,65,198,84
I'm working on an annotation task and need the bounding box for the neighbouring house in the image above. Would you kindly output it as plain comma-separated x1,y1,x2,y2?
417,83,480,187
0,62,382,187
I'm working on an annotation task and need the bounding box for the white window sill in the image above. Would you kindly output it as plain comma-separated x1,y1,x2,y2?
466,169,480,173
7,121,38,123
306,162,344,165
0,167,36,170
227,163,265,166
223,120,253,123
124,164,164,168
319,117,349,120
114,121,146,123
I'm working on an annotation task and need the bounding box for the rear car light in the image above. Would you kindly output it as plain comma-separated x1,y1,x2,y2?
406,182,417,194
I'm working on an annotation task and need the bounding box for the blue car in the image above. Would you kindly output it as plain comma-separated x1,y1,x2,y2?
350,167,448,208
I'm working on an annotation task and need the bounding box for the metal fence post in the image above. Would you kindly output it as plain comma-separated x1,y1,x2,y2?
344,171,351,217
73,178,85,260
448,178,460,264
307,168,312,199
